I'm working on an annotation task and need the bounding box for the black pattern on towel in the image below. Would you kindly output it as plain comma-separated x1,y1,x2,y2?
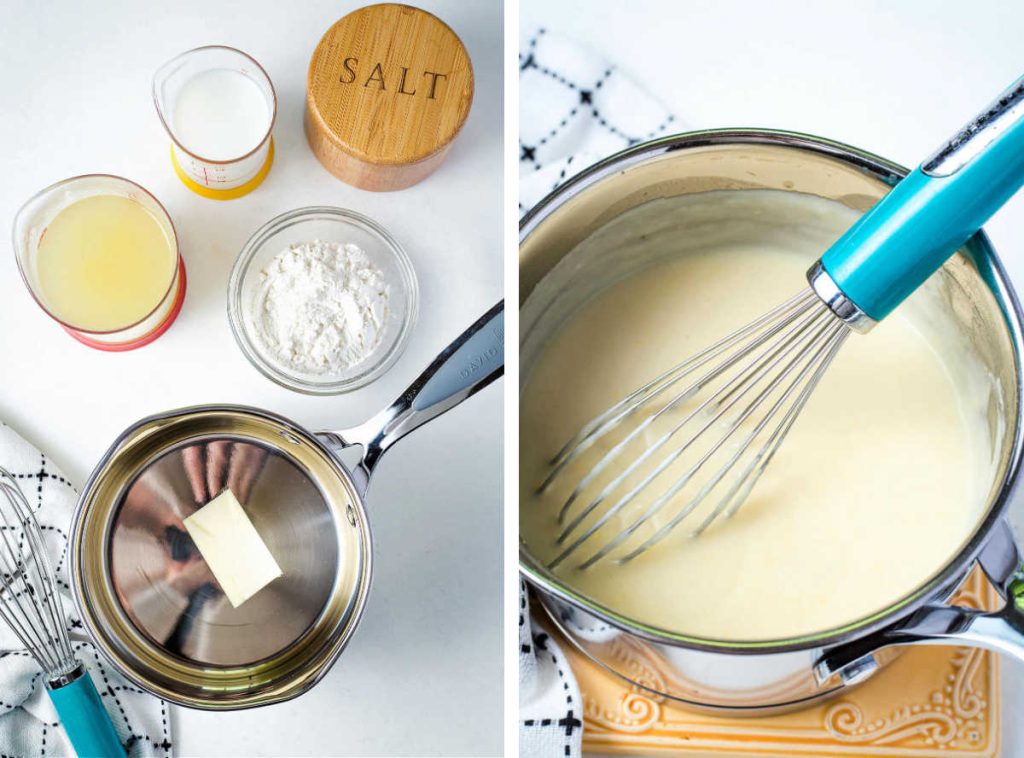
0,421,173,758
519,27,677,215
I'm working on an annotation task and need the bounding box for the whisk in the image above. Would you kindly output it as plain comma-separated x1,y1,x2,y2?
542,74,1024,570
0,468,125,758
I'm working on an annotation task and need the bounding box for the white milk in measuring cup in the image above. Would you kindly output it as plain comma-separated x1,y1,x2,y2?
153,46,276,198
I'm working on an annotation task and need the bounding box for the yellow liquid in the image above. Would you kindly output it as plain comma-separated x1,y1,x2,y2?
36,195,176,331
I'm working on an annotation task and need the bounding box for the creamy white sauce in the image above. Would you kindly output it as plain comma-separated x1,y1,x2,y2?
520,190,996,641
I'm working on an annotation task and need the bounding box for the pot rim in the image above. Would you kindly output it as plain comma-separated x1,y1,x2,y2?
518,127,1024,654
69,403,375,709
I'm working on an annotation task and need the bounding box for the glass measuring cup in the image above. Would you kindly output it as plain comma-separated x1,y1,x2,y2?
12,175,186,351
153,46,276,200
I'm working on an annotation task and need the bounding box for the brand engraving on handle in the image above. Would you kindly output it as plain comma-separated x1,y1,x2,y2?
338,57,449,100
459,324,504,381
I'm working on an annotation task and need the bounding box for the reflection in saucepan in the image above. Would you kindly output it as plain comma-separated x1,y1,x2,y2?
111,438,339,667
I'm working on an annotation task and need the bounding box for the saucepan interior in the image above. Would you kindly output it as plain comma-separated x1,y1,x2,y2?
519,131,1024,657
71,405,372,709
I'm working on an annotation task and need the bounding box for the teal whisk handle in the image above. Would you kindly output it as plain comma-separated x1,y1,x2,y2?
820,75,1024,322
46,666,126,758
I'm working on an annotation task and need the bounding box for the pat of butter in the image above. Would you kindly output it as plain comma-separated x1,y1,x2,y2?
183,488,282,608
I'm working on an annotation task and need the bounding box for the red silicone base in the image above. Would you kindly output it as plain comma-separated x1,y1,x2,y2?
64,258,187,352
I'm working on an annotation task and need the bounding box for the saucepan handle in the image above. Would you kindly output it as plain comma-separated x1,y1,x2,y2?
892,586,1024,658
816,560,1024,685
338,302,504,475
405,301,504,418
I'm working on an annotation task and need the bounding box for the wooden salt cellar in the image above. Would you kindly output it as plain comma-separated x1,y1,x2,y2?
305,3,474,191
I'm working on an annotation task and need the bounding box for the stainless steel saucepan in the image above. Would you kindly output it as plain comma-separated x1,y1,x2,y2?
519,131,1024,714
71,302,503,709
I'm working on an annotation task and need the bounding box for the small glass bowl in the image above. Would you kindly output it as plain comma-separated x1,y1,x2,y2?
228,207,418,394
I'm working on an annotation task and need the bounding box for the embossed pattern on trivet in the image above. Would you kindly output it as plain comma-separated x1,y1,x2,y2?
552,568,1000,757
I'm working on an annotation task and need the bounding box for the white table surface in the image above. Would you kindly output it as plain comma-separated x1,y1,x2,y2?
520,1,1023,756
0,1,503,756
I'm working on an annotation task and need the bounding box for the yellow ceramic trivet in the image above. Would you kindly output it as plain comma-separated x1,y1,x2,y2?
547,568,1000,757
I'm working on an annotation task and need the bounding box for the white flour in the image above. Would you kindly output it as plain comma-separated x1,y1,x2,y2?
253,240,391,374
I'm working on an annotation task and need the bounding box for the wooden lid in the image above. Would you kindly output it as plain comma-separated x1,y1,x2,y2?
306,3,474,190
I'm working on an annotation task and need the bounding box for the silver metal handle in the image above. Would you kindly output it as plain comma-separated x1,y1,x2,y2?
923,75,1024,177
816,522,1024,686
885,592,1024,659
324,302,504,487
816,578,1024,687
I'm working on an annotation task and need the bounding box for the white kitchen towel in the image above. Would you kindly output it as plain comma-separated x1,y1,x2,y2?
0,421,173,758
519,580,584,758
519,27,677,215
518,28,678,758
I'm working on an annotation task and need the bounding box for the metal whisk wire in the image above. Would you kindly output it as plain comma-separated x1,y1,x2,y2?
0,468,127,756
0,467,76,677
542,290,851,570
539,289,818,496
535,73,1024,571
